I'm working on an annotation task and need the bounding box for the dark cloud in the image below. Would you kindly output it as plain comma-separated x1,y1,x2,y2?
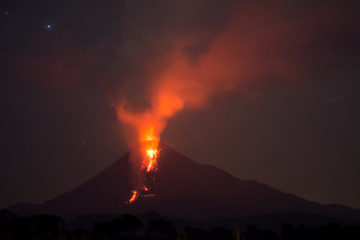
99,0,360,111
6,0,359,109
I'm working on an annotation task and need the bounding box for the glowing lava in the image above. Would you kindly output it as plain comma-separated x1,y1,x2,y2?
128,190,139,204
146,149,158,172
142,138,159,172
126,136,159,204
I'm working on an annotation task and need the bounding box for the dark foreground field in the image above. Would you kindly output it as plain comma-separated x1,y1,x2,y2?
1,209,360,240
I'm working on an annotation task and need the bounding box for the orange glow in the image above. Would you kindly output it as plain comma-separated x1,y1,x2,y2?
128,190,139,204
118,13,267,205
126,137,159,204
140,137,159,173
112,2,349,206
146,149,157,159
146,148,158,172
142,193,155,198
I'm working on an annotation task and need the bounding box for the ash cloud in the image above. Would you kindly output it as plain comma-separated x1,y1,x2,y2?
11,0,360,139
102,0,240,112
101,0,360,114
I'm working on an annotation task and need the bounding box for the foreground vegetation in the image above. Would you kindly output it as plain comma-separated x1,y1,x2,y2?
1,213,360,240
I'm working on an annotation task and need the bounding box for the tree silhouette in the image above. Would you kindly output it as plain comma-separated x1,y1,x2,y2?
241,224,279,240
209,226,232,240
242,224,261,240
2,210,360,240
7,214,65,240
294,224,314,240
120,214,144,235
146,218,177,240
314,223,343,240
281,223,295,240
93,214,143,239
183,226,208,240
344,225,360,240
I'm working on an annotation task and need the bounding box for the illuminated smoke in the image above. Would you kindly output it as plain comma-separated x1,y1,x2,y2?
101,1,359,203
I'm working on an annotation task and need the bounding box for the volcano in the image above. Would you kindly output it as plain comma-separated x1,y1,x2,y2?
8,143,360,222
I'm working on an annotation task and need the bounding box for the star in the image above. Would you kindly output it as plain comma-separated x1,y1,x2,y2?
44,24,53,30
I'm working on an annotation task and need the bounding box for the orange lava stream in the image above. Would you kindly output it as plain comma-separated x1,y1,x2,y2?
146,149,158,172
128,190,139,204
126,133,159,204
142,138,159,172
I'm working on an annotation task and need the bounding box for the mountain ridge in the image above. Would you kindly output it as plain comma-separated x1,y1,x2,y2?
8,143,360,222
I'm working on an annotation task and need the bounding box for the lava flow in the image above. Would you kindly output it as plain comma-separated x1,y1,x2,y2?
128,190,139,204
143,140,159,172
126,138,159,204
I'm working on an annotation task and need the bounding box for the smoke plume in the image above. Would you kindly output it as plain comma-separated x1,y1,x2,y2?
103,0,359,149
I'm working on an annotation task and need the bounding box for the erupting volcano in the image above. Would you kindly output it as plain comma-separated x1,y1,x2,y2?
8,143,360,223
110,26,262,204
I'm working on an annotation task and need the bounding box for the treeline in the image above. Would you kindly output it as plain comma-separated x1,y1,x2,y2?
1,213,360,240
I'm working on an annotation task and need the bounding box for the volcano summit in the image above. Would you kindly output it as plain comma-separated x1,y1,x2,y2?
9,143,360,222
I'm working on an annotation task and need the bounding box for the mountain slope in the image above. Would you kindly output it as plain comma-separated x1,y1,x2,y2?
9,143,360,221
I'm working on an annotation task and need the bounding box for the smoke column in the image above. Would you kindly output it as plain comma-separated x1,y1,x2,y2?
101,0,359,194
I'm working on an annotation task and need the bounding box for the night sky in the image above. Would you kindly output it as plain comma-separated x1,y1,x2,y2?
1,0,360,210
